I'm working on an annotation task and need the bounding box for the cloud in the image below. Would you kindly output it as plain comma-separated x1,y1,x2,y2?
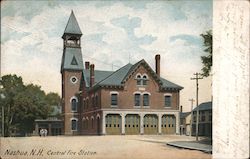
1,1,212,109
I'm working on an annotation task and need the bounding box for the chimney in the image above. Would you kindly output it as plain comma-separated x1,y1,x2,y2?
90,64,95,87
85,61,90,70
155,54,160,76
180,105,183,113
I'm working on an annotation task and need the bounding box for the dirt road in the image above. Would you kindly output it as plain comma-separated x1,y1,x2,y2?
0,135,211,159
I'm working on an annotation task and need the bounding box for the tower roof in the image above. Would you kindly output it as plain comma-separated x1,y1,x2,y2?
63,10,82,37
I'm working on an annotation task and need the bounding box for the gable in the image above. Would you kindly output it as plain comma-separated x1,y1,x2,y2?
122,60,183,91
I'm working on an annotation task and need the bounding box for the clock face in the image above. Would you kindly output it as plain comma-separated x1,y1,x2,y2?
70,76,78,84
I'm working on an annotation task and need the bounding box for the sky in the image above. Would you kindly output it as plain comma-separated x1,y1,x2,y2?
1,0,212,112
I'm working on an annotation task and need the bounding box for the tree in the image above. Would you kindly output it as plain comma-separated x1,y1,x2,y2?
200,30,212,77
1,74,60,136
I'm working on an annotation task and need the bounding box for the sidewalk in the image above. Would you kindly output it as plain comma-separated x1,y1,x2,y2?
167,138,212,153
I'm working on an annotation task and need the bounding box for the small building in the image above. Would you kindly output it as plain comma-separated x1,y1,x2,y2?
180,111,191,135
191,101,212,137
34,106,63,136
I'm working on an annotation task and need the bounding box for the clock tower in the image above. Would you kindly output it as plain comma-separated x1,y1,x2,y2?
61,11,83,135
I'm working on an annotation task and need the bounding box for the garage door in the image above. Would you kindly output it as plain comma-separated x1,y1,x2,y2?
162,115,176,134
125,114,140,135
106,114,121,135
144,114,158,134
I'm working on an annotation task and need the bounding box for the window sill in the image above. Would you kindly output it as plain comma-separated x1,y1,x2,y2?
133,106,141,108
110,105,118,108
143,106,150,108
71,111,78,113
164,107,172,108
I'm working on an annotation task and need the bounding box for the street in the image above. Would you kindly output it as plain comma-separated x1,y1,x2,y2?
0,135,211,159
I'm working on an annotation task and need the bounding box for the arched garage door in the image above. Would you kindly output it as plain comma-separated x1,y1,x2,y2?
162,115,176,134
125,114,140,135
106,114,121,135
144,114,158,134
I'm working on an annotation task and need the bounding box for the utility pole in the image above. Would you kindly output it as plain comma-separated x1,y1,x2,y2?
189,98,195,137
191,72,203,141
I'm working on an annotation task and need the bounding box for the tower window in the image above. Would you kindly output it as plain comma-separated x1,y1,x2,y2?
71,97,78,112
70,76,78,84
71,119,78,131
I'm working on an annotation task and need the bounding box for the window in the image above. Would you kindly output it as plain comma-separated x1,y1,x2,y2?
164,96,171,107
143,94,149,106
70,76,78,84
111,94,118,106
142,75,148,85
71,119,77,131
134,94,140,106
209,110,212,122
136,74,148,86
201,111,206,122
71,98,77,112
136,75,141,85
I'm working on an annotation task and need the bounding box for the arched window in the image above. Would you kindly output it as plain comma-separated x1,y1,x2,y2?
71,118,78,131
136,73,148,86
134,93,141,106
142,75,148,85
136,74,141,85
71,97,78,112
143,94,150,106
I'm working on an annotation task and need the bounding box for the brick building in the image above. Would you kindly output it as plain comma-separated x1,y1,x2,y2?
61,11,183,135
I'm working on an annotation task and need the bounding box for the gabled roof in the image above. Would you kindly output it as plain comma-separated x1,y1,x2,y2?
193,102,212,111
61,47,84,72
63,11,82,37
82,59,183,91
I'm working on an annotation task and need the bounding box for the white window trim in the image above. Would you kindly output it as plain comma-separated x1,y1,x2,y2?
142,92,151,95
70,96,78,112
134,93,141,107
70,76,78,84
135,73,142,79
70,118,78,131
164,93,172,96
110,91,119,95
96,114,100,119
110,93,118,107
133,91,142,95
142,73,148,79
70,96,78,102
